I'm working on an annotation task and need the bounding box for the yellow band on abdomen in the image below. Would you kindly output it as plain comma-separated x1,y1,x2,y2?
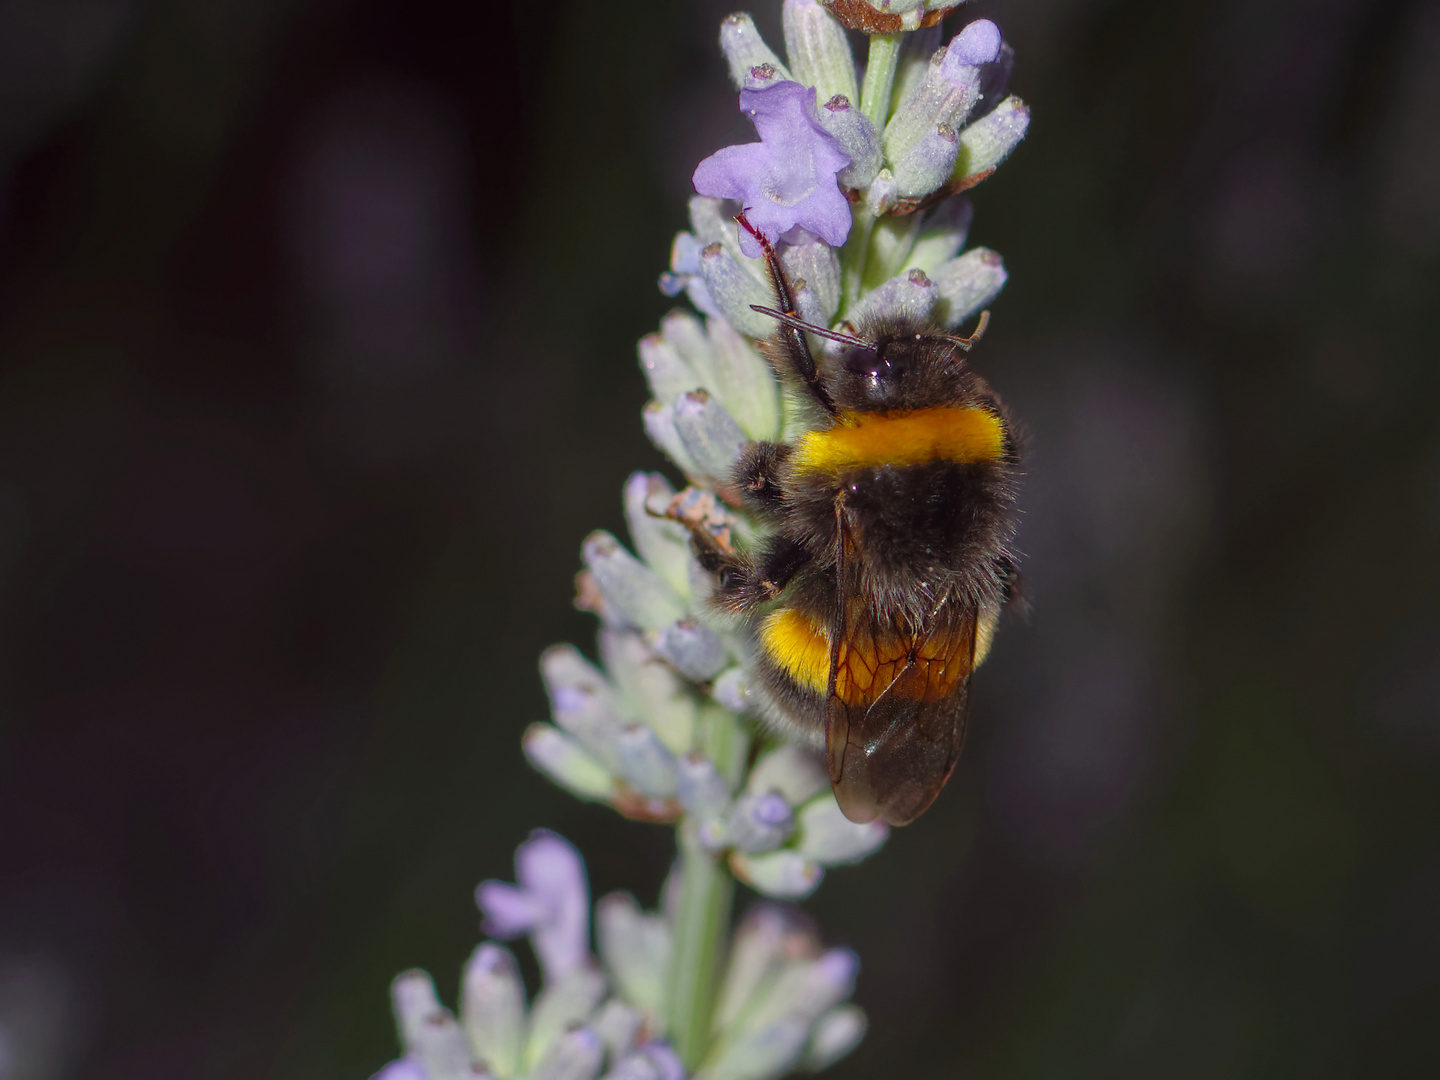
758,607,830,695
792,407,1005,475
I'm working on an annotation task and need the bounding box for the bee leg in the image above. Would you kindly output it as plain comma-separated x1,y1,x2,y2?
995,554,1029,617
684,522,810,615
750,536,809,602
734,442,793,516
735,212,838,418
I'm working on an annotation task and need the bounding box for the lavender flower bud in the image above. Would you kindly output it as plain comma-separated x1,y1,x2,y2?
530,1027,605,1080
524,966,607,1073
638,331,698,406
705,1016,810,1080
727,791,796,854
890,22,943,110
746,744,828,805
605,1043,686,1080
615,723,680,798
845,268,939,327
659,232,721,319
711,667,752,715
642,401,701,477
863,213,923,288
931,246,1007,328
599,629,696,755
460,945,526,1078
596,893,671,1018
891,122,960,199
952,94,1030,188
673,390,748,483
582,531,687,632
622,473,692,598
540,645,628,772
906,195,973,275
704,316,781,439
523,723,618,804
697,243,775,340
371,1061,429,1080
751,949,859,1029
883,20,1002,164
708,947,859,1080
864,168,897,216
815,95,881,190
657,310,718,389
789,282,829,332
778,236,843,322
719,13,792,89
689,197,765,282
795,795,889,864
713,906,803,1034
591,999,644,1064
651,618,727,681
392,971,473,1079
801,1005,867,1071
782,0,857,108
729,848,824,899
677,752,732,819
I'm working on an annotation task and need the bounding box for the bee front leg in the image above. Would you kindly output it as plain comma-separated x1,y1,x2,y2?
735,442,793,516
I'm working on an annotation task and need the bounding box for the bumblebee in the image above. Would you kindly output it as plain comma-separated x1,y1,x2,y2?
692,213,1022,827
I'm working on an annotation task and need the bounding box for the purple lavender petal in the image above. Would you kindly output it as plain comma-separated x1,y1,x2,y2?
514,829,591,981
946,19,1002,69
659,233,722,317
370,1059,428,1080
693,81,851,258
643,1041,687,1080
476,881,546,939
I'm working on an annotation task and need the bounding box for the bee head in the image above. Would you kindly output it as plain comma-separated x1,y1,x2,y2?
840,333,939,408
832,311,991,412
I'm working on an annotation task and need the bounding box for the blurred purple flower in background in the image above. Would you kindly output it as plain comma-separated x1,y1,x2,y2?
692,81,851,257
476,830,590,983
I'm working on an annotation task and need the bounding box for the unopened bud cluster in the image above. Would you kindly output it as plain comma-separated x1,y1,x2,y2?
378,833,865,1080
373,3,1029,1078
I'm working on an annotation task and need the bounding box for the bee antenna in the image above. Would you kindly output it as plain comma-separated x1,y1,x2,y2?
749,305,874,349
941,310,991,351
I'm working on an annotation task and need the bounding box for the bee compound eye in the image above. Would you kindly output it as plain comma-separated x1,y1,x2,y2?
841,345,881,376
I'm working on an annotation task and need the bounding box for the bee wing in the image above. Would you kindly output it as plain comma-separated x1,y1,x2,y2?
825,595,977,827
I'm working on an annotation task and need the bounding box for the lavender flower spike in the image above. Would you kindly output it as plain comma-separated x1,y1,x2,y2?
693,81,851,259
477,830,591,984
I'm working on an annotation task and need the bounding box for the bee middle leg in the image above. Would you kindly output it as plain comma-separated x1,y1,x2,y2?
686,525,810,616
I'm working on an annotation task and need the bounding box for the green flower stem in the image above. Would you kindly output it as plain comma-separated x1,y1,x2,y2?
701,702,750,788
667,822,735,1070
666,704,749,1070
859,32,902,128
841,205,878,311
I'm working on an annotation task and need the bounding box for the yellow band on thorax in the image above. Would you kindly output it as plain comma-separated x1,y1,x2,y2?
791,407,1004,474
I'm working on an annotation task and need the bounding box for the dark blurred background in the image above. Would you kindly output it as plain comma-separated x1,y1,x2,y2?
0,0,1437,1076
